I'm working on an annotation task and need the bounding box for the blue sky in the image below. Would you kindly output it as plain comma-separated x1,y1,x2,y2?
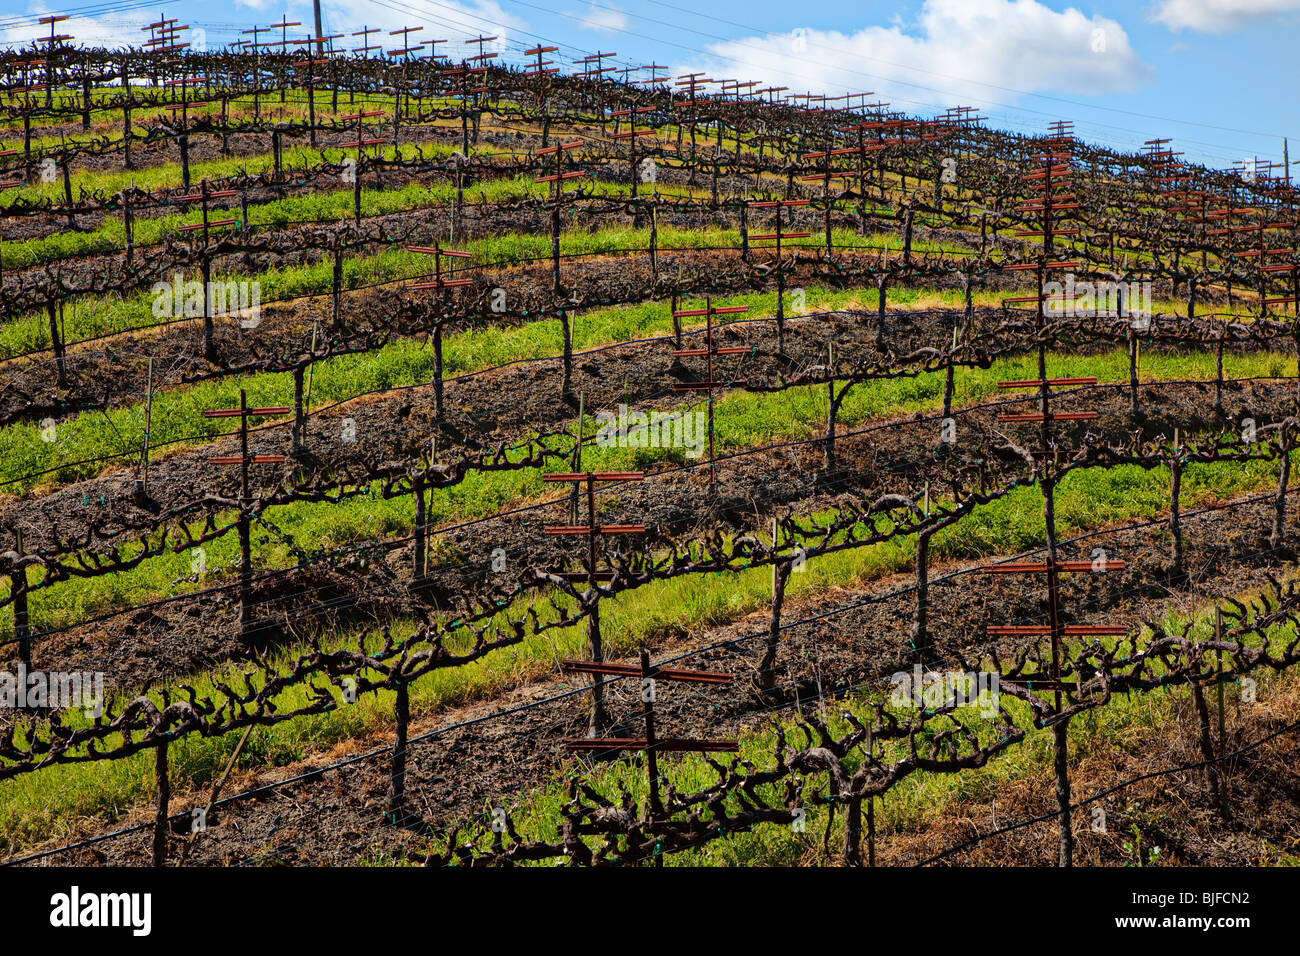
0,0,1296,170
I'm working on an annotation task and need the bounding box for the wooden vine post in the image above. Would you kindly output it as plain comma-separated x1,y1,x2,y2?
803,135,856,257
203,390,290,645
154,727,171,866
535,138,586,296
756,516,793,691
342,108,385,226
543,471,646,736
611,105,655,199
991,122,1129,867
669,297,750,486
177,180,239,363
9,529,30,669
747,198,811,355
561,650,736,866
405,242,473,420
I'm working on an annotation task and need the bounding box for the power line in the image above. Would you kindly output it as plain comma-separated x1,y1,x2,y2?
485,0,1288,164
632,0,1283,139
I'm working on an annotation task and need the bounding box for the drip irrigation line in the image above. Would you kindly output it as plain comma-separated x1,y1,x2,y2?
0,364,1291,649
914,716,1300,867
5,483,1291,865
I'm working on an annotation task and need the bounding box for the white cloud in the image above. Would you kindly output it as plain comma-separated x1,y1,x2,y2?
0,1,526,53
568,3,629,34
1150,0,1300,34
320,0,524,53
0,2,159,48
678,0,1152,112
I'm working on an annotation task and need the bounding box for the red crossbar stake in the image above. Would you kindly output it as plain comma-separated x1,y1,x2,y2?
611,105,656,197
524,45,560,76
801,131,859,255
983,551,1127,706
464,34,498,64
405,242,473,292
388,25,423,58
670,296,751,486
1207,213,1299,317
351,25,383,56
338,108,387,220
202,390,289,643
746,198,811,345
172,178,241,243
534,141,586,294
577,50,617,81
542,471,646,586
985,211,1134,708
39,14,71,106
544,472,647,739
637,64,669,87
562,648,736,860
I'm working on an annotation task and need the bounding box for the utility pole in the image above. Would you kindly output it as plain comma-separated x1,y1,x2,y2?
312,0,325,55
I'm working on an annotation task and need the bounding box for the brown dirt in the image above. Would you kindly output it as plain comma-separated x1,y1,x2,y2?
16,470,1300,866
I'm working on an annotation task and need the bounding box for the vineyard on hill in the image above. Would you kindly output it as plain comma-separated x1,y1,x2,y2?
1,34,1299,869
